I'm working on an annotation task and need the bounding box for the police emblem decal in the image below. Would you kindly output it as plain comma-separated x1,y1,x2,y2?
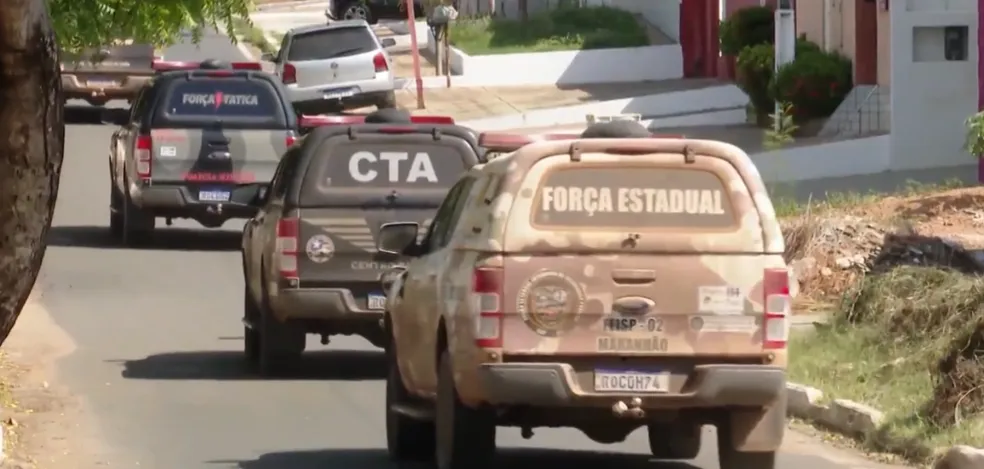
517,271,585,337
305,234,335,263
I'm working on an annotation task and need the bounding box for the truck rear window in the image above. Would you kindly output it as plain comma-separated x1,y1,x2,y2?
162,80,281,120
532,167,736,229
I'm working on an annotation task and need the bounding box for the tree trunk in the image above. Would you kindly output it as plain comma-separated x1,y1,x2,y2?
0,0,64,346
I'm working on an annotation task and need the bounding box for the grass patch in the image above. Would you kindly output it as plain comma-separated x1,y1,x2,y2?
232,17,276,55
790,266,984,461
450,6,648,55
769,178,968,219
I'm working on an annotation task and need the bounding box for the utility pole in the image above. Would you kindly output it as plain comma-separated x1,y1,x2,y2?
406,0,425,109
774,0,795,131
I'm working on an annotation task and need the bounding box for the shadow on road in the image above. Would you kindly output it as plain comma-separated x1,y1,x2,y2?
211,447,699,469
64,105,111,125
47,225,240,252
115,349,386,381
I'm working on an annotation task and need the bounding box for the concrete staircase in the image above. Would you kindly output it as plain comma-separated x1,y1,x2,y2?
818,84,891,138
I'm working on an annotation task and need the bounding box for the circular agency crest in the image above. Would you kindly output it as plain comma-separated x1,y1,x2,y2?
305,234,335,263
517,271,585,337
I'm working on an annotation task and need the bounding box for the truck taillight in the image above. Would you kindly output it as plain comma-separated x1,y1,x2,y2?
763,268,791,350
282,63,297,85
277,218,299,278
473,267,503,348
372,53,388,73
135,135,152,178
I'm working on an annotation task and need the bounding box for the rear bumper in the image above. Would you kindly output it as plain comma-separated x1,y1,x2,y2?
477,363,785,408
272,288,384,322
130,184,262,219
287,75,395,110
62,73,152,100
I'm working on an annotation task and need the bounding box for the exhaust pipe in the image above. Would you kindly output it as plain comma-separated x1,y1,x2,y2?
611,397,646,419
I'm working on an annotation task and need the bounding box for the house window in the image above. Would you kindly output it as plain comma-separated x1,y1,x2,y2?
912,25,969,62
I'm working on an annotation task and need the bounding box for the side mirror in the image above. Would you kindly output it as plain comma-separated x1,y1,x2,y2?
260,52,276,62
101,108,129,126
380,38,397,48
377,222,420,256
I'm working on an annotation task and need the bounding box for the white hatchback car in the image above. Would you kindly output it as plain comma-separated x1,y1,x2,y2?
263,20,398,114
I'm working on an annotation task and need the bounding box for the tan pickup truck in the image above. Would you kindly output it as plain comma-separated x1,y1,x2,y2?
60,42,157,106
377,132,792,469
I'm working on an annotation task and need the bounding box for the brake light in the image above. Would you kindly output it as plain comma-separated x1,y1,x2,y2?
277,218,299,278
372,53,388,73
472,267,503,348
135,135,152,178
282,63,297,85
762,268,791,350
298,114,454,128
229,62,263,70
285,131,298,147
477,132,685,152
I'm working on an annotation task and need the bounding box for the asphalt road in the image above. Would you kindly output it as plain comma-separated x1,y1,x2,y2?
34,29,907,469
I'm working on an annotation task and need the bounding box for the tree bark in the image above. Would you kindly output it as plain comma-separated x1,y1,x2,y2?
0,0,64,346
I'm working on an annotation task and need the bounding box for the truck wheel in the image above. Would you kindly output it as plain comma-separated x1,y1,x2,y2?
256,296,305,377
109,183,123,239
375,91,397,110
385,342,435,461
717,420,777,469
120,176,154,246
647,422,701,459
435,350,495,469
243,288,260,365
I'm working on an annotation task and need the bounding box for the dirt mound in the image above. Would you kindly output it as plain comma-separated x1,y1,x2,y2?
782,186,984,312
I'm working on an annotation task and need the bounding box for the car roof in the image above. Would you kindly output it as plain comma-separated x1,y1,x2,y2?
289,20,369,36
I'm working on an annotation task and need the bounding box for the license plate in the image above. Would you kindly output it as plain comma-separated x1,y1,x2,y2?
87,79,119,88
198,190,231,202
594,369,669,393
323,87,356,100
367,293,387,310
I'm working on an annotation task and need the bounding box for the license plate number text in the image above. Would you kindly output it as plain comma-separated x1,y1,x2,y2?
594,370,669,393
198,190,230,202
367,293,386,310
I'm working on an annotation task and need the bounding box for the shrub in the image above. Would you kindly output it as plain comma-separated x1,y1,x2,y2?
773,48,852,120
720,6,775,56
737,38,852,122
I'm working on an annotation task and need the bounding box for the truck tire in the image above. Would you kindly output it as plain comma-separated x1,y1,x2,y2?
109,182,123,239
375,91,397,110
385,340,435,461
647,422,701,459
435,350,495,469
256,293,305,377
243,288,260,365
120,175,154,245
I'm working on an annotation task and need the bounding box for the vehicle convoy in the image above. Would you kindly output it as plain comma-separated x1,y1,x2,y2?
240,114,485,376
377,131,792,469
61,41,159,106
105,60,299,244
262,20,399,115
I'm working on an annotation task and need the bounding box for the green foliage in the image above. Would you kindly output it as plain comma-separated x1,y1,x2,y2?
49,0,255,52
450,6,648,55
763,101,797,150
719,6,774,56
965,111,984,157
772,48,852,120
737,38,852,123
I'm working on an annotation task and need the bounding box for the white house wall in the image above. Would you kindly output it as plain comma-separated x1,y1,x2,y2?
890,0,978,171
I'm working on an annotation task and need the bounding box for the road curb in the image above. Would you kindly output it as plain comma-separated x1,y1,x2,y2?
784,382,953,465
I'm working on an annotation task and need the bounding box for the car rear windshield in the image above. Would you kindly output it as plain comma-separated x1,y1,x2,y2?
532,167,737,229
156,79,285,127
60,44,154,69
287,27,378,61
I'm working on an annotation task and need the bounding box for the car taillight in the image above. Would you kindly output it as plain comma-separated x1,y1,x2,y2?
473,267,503,348
135,135,152,178
285,131,297,147
372,53,388,73
283,63,297,85
277,218,299,278
762,268,790,350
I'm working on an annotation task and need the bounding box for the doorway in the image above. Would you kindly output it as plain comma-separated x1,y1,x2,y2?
854,0,879,84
